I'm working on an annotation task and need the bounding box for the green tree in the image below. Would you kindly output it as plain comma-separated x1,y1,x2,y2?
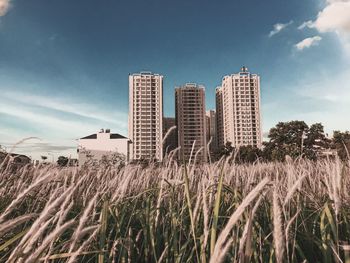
219,142,234,157
263,121,332,161
57,156,69,166
303,123,331,160
263,121,309,161
41,156,48,163
332,131,350,161
236,145,262,164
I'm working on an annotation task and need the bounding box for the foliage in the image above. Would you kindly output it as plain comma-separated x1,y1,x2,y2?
263,121,331,161
332,130,350,161
57,156,69,167
216,143,262,164
236,145,263,164
219,142,234,157
100,152,126,167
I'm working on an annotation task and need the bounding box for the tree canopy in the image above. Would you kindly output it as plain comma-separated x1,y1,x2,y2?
214,121,344,163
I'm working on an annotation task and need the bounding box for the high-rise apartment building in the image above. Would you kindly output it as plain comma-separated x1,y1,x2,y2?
215,86,224,149
218,67,262,148
206,110,218,153
175,83,206,162
128,72,163,161
163,117,177,156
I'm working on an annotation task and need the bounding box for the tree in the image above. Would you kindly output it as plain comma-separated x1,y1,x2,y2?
263,121,333,162
303,123,331,160
236,145,262,164
100,152,126,167
41,156,48,163
332,131,350,161
216,143,262,164
263,121,309,161
57,156,69,167
219,142,234,157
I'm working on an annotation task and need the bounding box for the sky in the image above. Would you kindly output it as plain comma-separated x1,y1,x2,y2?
0,0,349,160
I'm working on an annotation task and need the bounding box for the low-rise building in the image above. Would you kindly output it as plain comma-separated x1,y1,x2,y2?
78,129,132,166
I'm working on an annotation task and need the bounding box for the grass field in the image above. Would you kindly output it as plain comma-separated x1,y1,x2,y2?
0,155,349,262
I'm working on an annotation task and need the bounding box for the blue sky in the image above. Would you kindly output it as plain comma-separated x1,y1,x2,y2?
0,0,349,160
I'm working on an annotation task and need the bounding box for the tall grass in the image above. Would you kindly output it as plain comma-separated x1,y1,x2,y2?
0,155,349,262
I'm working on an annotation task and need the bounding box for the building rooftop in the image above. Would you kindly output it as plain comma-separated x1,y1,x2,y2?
130,72,162,77
176,83,205,90
80,133,127,140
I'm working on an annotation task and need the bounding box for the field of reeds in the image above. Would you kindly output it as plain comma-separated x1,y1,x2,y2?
0,154,349,263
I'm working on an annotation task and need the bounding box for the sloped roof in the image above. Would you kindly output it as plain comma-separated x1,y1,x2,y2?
80,133,127,139
80,134,97,139
110,133,127,139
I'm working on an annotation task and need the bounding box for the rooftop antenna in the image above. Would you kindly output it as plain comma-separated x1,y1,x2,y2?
241,66,248,72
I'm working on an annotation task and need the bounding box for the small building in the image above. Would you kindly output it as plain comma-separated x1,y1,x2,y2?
78,129,132,166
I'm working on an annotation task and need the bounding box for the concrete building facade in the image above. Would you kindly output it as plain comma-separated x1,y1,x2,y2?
219,67,262,148
206,110,218,153
129,72,163,161
175,83,206,162
78,129,131,166
163,117,177,156
215,86,225,149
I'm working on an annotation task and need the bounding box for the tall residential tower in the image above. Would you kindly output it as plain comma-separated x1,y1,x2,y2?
175,83,207,162
215,86,224,149
218,67,262,148
128,72,163,161
163,117,177,156
206,110,218,153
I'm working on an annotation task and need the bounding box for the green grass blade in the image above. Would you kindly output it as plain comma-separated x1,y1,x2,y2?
98,199,109,263
210,163,225,256
183,165,200,262
0,228,29,252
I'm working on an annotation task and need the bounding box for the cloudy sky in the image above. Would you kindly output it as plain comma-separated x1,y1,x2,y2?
0,0,349,160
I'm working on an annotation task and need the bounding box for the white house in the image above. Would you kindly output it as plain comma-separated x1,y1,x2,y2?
78,129,132,166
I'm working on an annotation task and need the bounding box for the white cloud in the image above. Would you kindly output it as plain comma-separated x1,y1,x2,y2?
2,91,128,127
311,1,350,33
269,21,293,37
299,0,350,53
0,0,11,16
296,68,350,103
298,20,314,30
295,36,322,50
0,103,100,135
292,67,350,133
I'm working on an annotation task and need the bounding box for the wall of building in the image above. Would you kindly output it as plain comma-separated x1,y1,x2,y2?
129,72,163,161
206,110,218,153
163,117,177,156
78,132,130,165
220,67,262,148
175,83,207,163
215,86,225,149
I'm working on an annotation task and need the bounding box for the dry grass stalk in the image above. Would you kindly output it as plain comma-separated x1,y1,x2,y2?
273,185,285,263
